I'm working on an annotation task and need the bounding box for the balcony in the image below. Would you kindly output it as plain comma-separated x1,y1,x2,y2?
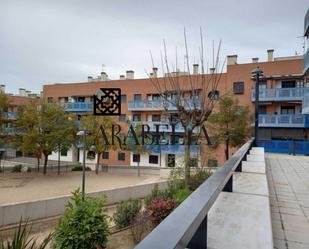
128,99,201,111
2,112,17,120
258,114,309,128
302,90,309,114
63,102,93,112
131,121,200,133
251,87,309,102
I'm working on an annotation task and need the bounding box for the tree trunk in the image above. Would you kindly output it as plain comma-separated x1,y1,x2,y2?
43,154,48,175
95,153,101,175
137,159,140,177
184,129,191,186
37,156,40,172
225,139,229,160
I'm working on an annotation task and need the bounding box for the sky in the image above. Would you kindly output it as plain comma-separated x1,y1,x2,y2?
0,0,308,94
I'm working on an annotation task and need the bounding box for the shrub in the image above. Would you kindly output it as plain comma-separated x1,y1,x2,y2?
130,210,152,244
147,198,177,225
173,188,192,205
113,198,142,229
11,164,22,173
188,157,198,167
53,189,109,249
187,168,212,191
167,168,186,196
0,219,51,249
71,165,91,171
144,184,172,207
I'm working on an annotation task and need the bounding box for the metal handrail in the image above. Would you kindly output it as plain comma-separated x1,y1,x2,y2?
135,138,254,249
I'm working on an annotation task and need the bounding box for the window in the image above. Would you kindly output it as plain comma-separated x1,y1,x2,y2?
77,97,85,102
233,82,244,94
259,80,267,89
152,94,160,100
134,94,142,101
133,114,141,122
152,114,161,122
102,151,109,159
258,106,267,115
47,97,53,103
121,95,127,103
208,90,219,100
167,154,175,167
118,152,125,161
61,148,68,156
133,154,140,162
119,114,126,122
149,155,159,164
281,106,295,115
282,81,296,88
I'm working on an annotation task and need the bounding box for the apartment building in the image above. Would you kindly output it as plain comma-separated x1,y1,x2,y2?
43,49,307,166
303,7,309,114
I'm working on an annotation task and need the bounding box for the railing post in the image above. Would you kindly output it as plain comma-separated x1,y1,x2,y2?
188,215,208,249
223,175,233,192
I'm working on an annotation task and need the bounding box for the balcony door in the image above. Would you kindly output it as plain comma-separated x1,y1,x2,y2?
281,106,295,115
282,81,296,88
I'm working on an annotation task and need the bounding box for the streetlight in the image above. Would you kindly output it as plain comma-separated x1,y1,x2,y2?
77,130,86,197
252,66,264,146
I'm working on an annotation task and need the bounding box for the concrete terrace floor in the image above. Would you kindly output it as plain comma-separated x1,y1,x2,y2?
266,153,309,249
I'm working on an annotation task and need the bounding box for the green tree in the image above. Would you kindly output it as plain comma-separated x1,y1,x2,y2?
80,115,119,174
207,94,251,160
15,99,77,174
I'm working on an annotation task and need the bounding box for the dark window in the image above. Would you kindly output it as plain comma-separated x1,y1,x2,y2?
134,94,142,101
167,154,175,167
133,114,141,122
77,97,85,102
133,154,140,162
102,151,109,159
282,81,296,88
121,95,127,103
149,155,159,164
152,115,161,122
61,148,68,156
258,106,267,114
119,114,126,122
233,82,244,94
47,97,53,103
281,106,295,114
118,152,125,161
152,94,160,100
208,90,219,100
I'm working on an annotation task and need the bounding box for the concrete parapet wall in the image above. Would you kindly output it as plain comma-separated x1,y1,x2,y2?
0,181,167,227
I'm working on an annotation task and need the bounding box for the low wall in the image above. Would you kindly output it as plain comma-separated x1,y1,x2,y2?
106,165,160,176
0,181,167,227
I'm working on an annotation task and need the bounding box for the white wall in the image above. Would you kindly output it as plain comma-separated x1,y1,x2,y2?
49,148,75,162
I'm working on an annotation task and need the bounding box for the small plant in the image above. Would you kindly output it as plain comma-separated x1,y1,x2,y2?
113,198,142,229
130,210,152,244
187,157,198,167
173,188,192,205
167,168,186,196
53,189,109,249
11,164,22,173
147,198,177,225
187,168,212,191
144,184,172,207
0,219,51,249
71,165,91,171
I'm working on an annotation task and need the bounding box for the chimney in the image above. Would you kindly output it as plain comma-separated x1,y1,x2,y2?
19,88,26,96
252,57,259,63
227,55,237,65
209,67,215,74
267,49,274,62
193,64,199,75
152,67,158,78
100,72,108,81
126,70,134,80
88,76,93,82
0,84,5,93
120,75,125,80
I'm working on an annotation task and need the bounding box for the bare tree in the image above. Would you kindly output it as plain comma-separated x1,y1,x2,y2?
148,28,225,183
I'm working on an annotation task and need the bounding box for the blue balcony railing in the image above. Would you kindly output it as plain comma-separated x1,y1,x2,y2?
145,144,200,155
252,87,309,102
257,140,309,155
131,121,200,133
128,99,201,111
63,102,93,112
302,91,309,114
258,114,309,128
2,112,17,119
